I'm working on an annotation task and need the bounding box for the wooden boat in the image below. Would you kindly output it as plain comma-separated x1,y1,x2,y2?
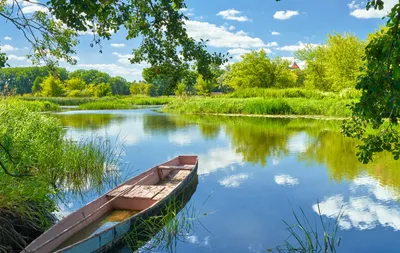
23,155,198,253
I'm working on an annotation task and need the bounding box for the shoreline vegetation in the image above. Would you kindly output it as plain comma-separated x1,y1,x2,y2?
16,87,358,118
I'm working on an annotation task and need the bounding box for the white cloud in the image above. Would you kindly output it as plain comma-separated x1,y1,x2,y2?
197,147,244,175
112,52,150,67
349,0,396,19
352,175,399,202
273,10,299,20
7,55,25,60
219,173,249,188
229,25,236,31
185,20,266,48
217,9,250,22
271,31,280,36
0,44,17,52
168,132,195,146
71,63,143,81
277,41,320,52
265,41,278,47
3,36,12,41
315,174,400,231
274,174,299,186
110,43,125,48
20,0,49,14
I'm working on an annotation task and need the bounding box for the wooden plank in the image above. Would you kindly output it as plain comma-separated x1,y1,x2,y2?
158,165,194,171
153,186,176,200
107,185,134,197
123,185,165,199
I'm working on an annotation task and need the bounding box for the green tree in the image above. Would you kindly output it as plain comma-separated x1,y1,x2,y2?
226,49,274,89
69,69,110,85
295,33,365,91
93,83,112,97
40,75,64,97
65,77,86,91
342,4,400,163
195,75,214,96
1,0,226,77
109,76,129,95
271,58,297,88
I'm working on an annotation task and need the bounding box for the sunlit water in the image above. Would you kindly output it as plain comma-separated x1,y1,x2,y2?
55,108,400,253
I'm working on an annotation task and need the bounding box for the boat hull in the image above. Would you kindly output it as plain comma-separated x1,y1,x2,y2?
56,161,198,253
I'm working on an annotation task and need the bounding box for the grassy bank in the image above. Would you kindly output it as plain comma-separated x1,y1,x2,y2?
0,98,120,251
21,96,174,107
164,97,355,117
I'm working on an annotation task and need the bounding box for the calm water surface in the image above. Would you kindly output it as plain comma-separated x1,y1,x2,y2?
55,109,400,253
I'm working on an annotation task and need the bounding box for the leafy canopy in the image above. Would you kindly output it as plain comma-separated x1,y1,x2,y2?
0,0,227,76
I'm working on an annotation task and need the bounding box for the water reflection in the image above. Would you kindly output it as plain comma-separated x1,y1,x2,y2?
58,109,400,253
56,113,126,130
315,173,400,231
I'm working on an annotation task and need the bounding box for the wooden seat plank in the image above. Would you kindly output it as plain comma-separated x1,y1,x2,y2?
123,185,165,199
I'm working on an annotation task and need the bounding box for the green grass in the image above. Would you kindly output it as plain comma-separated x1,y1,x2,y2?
1,98,60,112
79,100,136,110
165,97,356,117
21,96,117,106
226,88,361,100
21,96,174,106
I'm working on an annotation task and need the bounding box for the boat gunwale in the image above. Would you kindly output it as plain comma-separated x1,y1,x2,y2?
49,155,198,253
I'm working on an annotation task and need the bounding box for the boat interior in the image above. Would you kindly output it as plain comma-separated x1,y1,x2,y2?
24,156,197,253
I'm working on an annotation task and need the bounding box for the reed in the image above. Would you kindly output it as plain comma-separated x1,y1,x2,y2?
79,100,135,110
271,204,343,253
165,97,355,117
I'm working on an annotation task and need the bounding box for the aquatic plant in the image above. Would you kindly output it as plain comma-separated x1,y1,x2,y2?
271,204,342,253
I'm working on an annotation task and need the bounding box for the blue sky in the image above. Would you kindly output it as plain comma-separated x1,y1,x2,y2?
0,0,396,81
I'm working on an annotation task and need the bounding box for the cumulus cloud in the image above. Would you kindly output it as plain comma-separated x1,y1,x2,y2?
185,20,266,48
229,25,236,31
348,0,396,19
219,173,249,188
315,174,400,231
110,43,125,48
197,147,244,175
217,9,250,22
271,31,280,36
3,36,12,40
0,44,17,52
277,41,320,52
70,63,144,81
274,174,299,186
273,10,299,20
7,55,25,60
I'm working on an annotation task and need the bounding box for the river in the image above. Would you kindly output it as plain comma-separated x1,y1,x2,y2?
55,108,400,253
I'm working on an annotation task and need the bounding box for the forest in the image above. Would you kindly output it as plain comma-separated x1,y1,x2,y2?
1,32,367,98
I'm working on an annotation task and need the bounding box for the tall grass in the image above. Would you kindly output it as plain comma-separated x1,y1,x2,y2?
21,96,117,106
165,97,355,117
79,100,135,110
226,88,361,100
272,205,343,253
0,99,122,251
124,96,174,105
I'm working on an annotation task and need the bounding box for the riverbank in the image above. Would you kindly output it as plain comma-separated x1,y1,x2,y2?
164,97,355,117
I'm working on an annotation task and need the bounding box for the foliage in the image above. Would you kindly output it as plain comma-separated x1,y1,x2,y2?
225,50,297,90
21,96,115,105
65,77,86,91
0,67,68,94
40,75,64,97
69,69,110,85
130,82,157,96
0,99,121,250
1,0,226,76
342,3,400,163
295,33,365,91
109,76,130,95
194,75,214,96
93,83,112,97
